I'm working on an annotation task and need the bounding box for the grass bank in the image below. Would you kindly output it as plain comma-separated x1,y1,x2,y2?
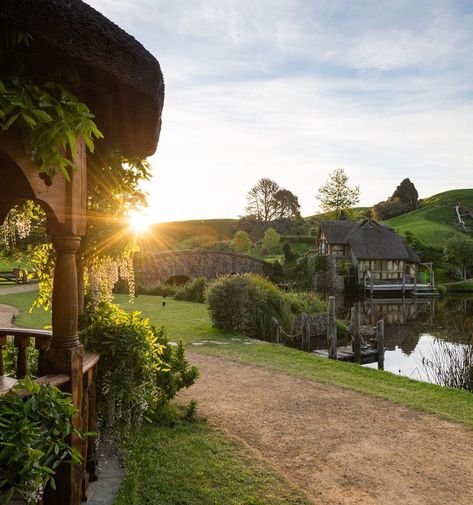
442,280,473,292
115,421,309,505
386,188,473,247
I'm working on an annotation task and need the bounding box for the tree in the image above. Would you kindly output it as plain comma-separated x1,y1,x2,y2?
392,178,418,206
444,235,473,280
245,179,301,222
262,227,280,253
231,230,252,253
272,189,301,220
316,168,360,216
245,178,280,222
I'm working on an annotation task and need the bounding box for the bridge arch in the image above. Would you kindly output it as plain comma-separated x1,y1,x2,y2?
135,250,273,287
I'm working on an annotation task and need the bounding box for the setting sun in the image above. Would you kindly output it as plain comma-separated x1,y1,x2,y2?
128,211,156,234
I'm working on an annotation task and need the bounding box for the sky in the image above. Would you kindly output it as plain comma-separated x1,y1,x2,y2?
87,0,473,223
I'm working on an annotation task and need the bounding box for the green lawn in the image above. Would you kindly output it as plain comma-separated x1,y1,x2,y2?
115,422,309,505
386,188,473,247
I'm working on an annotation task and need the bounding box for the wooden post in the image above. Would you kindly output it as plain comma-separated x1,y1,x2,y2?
327,296,337,359
44,234,84,505
377,319,385,370
305,321,311,352
352,302,361,363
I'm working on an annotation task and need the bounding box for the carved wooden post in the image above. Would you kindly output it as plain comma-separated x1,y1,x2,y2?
44,234,84,505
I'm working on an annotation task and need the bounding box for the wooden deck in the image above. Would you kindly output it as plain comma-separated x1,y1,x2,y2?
313,345,379,364
363,283,437,294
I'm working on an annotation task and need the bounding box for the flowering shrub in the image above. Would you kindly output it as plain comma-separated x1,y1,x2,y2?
0,378,81,504
80,302,198,431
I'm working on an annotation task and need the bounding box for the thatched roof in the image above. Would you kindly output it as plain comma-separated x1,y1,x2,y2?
0,0,164,158
321,219,420,262
319,220,357,244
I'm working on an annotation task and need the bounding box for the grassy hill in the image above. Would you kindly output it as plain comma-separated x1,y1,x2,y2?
386,189,473,248
139,219,237,251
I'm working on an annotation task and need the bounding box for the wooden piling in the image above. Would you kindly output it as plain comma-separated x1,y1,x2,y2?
352,302,361,363
327,296,337,359
377,319,385,370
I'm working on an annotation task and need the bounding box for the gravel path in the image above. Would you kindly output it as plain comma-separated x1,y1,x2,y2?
179,352,473,505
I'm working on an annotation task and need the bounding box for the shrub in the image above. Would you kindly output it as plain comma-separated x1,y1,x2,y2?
136,283,178,297
80,302,198,431
262,227,281,253
0,378,81,504
231,230,252,253
284,291,326,315
206,273,290,340
297,254,329,278
282,242,295,262
371,196,413,221
174,277,207,303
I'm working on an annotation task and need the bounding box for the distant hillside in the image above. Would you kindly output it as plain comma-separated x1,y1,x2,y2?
386,189,473,247
139,219,237,251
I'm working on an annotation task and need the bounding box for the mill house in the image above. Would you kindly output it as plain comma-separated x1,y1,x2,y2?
317,219,435,293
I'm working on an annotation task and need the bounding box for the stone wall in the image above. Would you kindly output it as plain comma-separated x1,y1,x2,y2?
312,257,345,293
135,250,271,286
293,312,328,338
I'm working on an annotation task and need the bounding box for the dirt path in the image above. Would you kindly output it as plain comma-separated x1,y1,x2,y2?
0,304,18,327
179,353,473,505
0,282,38,296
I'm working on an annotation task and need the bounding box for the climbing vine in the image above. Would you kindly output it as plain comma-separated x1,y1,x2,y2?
0,24,102,179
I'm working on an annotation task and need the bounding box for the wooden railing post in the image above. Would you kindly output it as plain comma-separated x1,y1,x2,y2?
0,334,6,376
14,334,30,379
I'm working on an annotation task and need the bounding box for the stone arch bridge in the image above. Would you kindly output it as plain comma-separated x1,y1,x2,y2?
135,250,273,286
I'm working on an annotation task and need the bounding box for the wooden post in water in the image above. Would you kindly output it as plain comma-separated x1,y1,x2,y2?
327,296,337,359
377,319,385,370
352,302,361,364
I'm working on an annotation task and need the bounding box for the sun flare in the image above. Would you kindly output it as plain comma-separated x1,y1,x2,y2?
128,211,155,234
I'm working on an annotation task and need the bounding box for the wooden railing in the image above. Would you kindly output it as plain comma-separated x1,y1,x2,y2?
0,328,99,503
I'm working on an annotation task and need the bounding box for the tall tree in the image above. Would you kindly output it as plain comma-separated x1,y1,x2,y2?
316,168,360,216
245,179,300,222
392,178,418,206
245,178,280,222
273,189,301,220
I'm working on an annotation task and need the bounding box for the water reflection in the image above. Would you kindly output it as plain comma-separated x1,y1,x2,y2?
338,295,473,383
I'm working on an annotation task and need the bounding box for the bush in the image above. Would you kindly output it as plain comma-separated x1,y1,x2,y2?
284,291,326,315
231,230,252,253
206,273,290,340
174,277,206,303
280,235,314,244
136,283,178,297
282,242,295,262
80,302,198,431
371,196,413,221
0,378,81,504
297,254,329,277
262,227,281,253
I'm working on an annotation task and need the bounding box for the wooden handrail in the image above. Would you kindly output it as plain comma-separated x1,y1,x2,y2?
0,328,52,339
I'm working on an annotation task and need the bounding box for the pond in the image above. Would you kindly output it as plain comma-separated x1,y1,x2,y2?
334,295,473,384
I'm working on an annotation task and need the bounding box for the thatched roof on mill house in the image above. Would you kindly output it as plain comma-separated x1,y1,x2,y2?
0,0,164,158
319,220,357,244
319,219,420,262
